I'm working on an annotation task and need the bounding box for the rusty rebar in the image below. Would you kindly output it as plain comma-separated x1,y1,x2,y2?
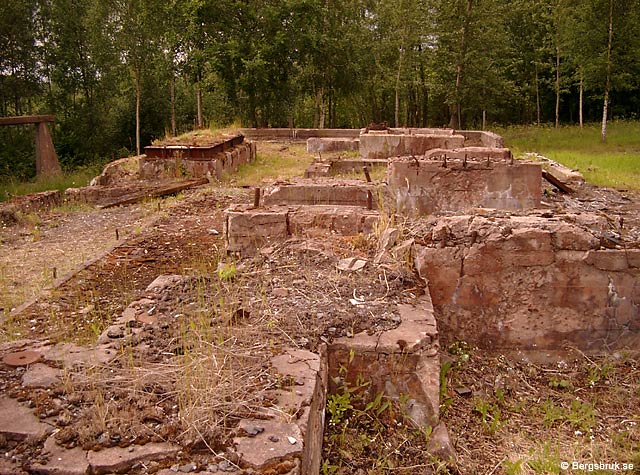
363,166,372,183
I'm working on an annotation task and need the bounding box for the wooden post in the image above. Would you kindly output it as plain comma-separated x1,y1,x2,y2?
35,122,62,177
0,115,61,178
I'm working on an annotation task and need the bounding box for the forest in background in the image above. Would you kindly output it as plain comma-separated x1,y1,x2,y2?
1,0,640,179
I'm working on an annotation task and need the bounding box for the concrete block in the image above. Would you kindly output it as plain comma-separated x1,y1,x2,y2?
306,137,359,153
360,133,465,160
389,159,541,216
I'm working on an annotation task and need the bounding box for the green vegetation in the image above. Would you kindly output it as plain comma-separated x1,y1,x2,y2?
441,345,640,474
227,143,313,186
3,0,640,181
0,164,104,202
501,122,640,190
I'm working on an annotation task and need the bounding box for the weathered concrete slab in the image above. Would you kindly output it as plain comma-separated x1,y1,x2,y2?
21,363,62,389
234,420,303,469
224,205,379,255
231,348,327,474
389,158,541,215
224,206,289,255
140,142,255,180
29,435,90,475
306,137,359,153
422,146,511,161
0,397,50,441
41,343,117,367
329,297,440,428
87,443,179,474
262,182,378,208
459,130,504,148
360,133,465,160
413,215,640,351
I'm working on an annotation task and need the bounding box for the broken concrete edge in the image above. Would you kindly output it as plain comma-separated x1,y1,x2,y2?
411,214,640,351
327,296,441,430
140,141,256,182
262,182,382,208
229,345,327,473
388,158,542,215
223,205,380,256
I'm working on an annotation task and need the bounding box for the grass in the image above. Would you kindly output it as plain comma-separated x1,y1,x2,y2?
498,121,640,191
0,164,104,203
227,142,313,186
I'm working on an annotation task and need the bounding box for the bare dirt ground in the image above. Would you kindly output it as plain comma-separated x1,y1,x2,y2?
0,143,639,474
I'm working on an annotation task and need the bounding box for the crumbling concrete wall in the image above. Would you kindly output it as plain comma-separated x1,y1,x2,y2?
413,214,640,351
240,128,360,140
263,182,378,208
459,130,504,148
359,132,465,160
306,137,359,153
328,296,440,428
140,142,255,180
224,205,378,255
388,158,541,215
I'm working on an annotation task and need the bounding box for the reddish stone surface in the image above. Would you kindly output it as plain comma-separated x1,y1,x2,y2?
389,158,541,216
87,443,179,475
413,215,639,350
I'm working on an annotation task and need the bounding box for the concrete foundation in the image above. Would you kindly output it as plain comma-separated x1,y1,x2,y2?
306,137,359,153
263,181,379,208
388,157,541,215
304,159,389,178
224,205,379,255
140,141,256,180
413,214,640,351
328,296,441,429
359,132,466,160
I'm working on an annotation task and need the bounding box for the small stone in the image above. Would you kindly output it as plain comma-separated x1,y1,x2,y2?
268,436,279,443
179,462,197,472
427,423,456,462
336,257,367,272
242,424,264,437
454,386,472,397
272,288,289,298
21,363,62,388
106,326,125,339
287,436,297,445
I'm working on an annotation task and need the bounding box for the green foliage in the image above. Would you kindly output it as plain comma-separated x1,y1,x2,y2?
2,0,640,180
0,164,104,202
538,398,597,432
503,459,524,475
216,263,238,282
527,442,562,474
472,397,506,434
502,122,640,190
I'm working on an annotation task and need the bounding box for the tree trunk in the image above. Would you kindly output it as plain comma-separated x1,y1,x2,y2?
450,0,473,130
482,110,486,130
555,44,560,129
317,87,326,129
135,69,141,156
395,47,405,128
535,63,541,125
601,0,614,143
196,83,203,129
579,75,583,129
170,74,176,136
